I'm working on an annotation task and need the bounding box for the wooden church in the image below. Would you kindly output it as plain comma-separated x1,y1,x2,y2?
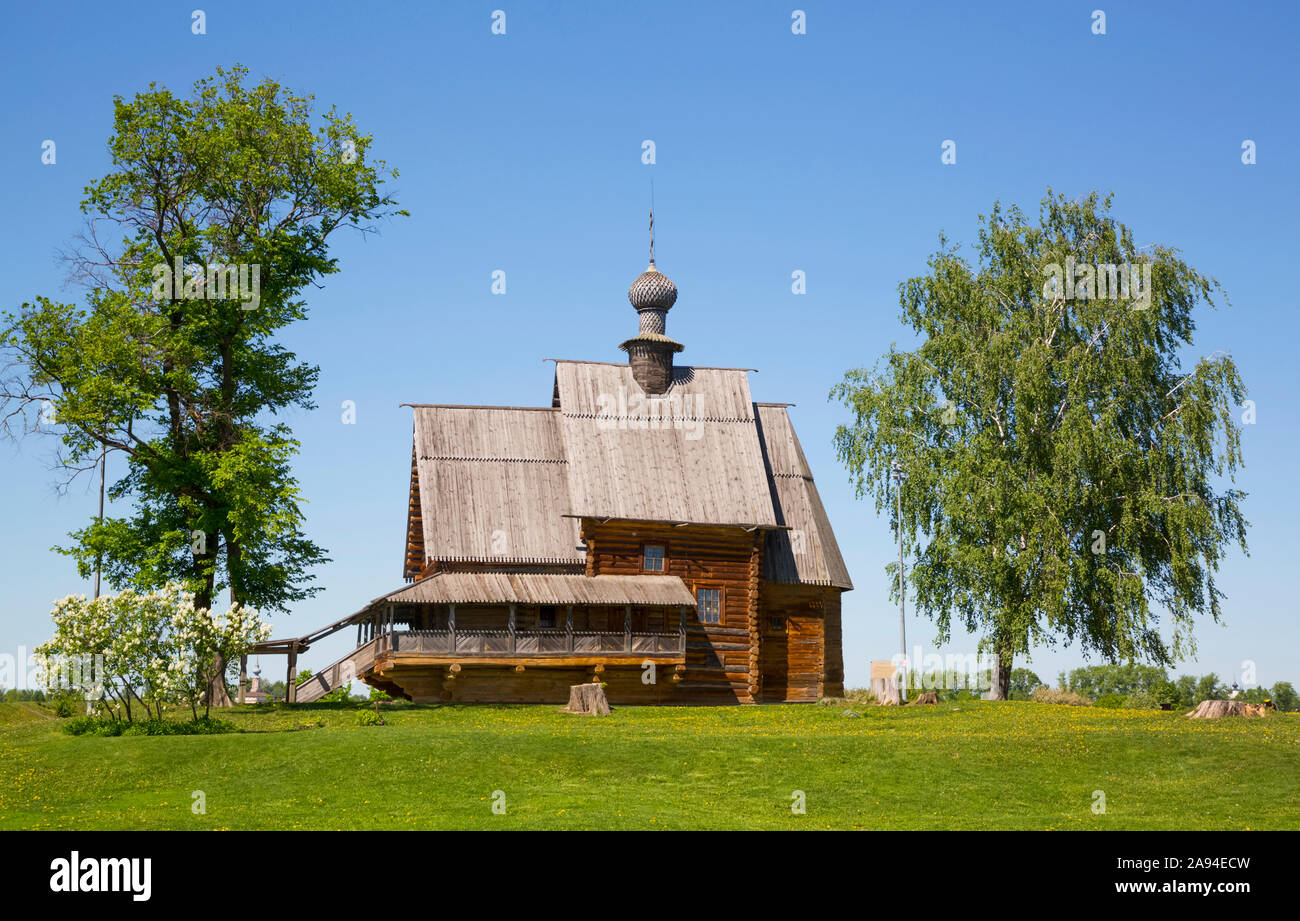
280,236,852,706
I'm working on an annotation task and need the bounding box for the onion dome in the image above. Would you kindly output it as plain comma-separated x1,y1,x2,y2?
620,210,683,394
628,261,678,311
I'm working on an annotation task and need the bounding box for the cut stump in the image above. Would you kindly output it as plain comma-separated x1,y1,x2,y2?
872,681,900,705
562,682,611,716
906,691,939,705
1185,699,1266,719
870,660,902,706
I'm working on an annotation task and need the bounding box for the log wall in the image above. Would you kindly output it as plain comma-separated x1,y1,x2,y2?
381,663,687,705
583,520,763,704
758,583,843,701
382,518,847,705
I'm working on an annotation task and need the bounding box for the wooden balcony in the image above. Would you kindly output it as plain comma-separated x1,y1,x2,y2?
384,628,684,662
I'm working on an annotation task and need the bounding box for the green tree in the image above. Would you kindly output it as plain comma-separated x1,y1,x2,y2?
1270,681,1296,712
1067,664,1168,697
1194,673,1224,704
1154,680,1180,708
1008,667,1043,700
1,66,404,704
1241,686,1269,705
1174,674,1198,710
832,191,1248,698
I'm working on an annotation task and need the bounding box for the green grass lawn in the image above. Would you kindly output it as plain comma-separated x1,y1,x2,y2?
1,699,1296,830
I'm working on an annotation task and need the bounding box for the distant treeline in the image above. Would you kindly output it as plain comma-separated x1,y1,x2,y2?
1041,665,1294,711
898,663,1296,711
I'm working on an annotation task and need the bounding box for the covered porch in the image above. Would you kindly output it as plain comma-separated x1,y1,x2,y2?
251,572,697,704
365,571,693,661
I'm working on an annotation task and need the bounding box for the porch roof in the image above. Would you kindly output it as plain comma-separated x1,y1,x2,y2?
379,572,697,608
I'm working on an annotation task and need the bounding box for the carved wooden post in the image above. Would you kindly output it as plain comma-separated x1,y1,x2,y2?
448,603,456,653
508,603,517,653
287,648,298,704
624,604,632,653
238,655,247,704
679,606,687,654
566,605,574,653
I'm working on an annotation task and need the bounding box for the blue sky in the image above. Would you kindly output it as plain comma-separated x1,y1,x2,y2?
1,1,1296,693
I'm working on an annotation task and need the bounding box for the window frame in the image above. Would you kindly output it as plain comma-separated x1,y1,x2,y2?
641,543,667,574
694,584,724,625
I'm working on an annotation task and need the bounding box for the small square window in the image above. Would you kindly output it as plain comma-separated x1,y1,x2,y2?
696,587,721,624
643,545,665,572
769,616,785,632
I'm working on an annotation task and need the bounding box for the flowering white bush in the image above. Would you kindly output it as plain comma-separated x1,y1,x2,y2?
166,596,273,716
35,583,272,721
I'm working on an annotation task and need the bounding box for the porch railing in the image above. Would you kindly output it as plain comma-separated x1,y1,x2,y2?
388,628,684,657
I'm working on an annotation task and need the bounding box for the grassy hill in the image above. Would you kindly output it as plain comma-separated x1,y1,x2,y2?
0,701,58,729
1,699,1295,830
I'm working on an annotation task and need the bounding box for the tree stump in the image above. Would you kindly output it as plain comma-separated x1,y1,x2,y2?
907,691,939,705
1185,699,1266,719
870,660,902,706
871,677,901,705
562,682,611,716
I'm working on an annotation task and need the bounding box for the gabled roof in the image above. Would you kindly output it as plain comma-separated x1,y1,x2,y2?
409,405,584,567
754,404,853,589
554,361,779,528
403,362,851,591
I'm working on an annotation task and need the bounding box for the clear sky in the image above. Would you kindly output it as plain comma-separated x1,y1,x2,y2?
1,1,1296,693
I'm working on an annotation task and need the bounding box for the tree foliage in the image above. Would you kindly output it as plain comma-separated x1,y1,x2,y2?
1067,663,1168,698
1008,667,1044,699
832,191,1248,696
1,66,404,703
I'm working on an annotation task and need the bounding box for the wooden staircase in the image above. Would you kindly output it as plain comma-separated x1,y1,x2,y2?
294,636,404,703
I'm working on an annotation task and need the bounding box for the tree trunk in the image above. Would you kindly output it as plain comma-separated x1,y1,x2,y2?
193,562,234,709
205,653,234,709
986,648,1012,700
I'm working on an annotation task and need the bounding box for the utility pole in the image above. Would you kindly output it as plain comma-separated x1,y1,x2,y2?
892,461,908,701
90,437,107,716
94,440,106,599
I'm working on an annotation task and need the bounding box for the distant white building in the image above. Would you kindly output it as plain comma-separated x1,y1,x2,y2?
243,665,269,704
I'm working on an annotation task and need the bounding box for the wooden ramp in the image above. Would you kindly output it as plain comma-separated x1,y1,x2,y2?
294,637,389,703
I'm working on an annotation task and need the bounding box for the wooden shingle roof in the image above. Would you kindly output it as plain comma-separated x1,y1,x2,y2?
384,572,697,607
404,362,851,591
754,403,853,589
554,361,779,528
409,405,584,566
